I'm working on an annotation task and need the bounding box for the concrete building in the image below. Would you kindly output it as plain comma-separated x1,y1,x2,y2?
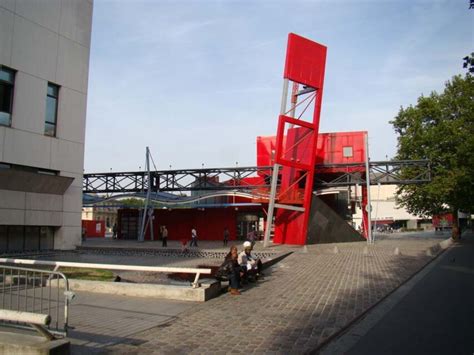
352,184,427,231
0,0,93,252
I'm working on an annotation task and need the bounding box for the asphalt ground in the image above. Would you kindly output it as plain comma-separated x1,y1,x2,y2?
322,230,474,355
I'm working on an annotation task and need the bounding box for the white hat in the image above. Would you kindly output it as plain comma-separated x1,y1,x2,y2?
243,241,252,248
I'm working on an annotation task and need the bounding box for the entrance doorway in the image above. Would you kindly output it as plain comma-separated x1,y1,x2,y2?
236,213,259,240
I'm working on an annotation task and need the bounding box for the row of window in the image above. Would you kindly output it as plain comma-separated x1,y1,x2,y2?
0,226,55,253
0,162,58,175
0,65,59,137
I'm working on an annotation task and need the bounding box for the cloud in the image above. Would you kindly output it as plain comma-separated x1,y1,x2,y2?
84,0,473,172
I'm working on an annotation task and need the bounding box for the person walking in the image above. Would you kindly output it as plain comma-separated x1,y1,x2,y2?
112,223,118,239
190,227,198,247
247,228,257,248
162,225,168,247
223,227,230,246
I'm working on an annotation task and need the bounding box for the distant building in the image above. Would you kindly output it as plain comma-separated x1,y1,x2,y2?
0,0,93,252
352,184,429,231
82,205,118,232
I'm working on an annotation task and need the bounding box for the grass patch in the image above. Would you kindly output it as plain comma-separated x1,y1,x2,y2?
59,267,115,281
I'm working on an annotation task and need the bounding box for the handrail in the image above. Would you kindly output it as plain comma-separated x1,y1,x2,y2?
0,309,51,325
0,310,56,340
0,258,212,288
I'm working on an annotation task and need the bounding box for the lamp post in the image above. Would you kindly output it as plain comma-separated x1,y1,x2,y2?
364,132,373,244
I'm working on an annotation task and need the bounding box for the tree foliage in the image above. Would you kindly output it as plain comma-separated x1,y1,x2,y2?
391,74,474,217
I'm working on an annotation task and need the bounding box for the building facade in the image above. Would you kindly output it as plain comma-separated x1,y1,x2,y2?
0,0,93,252
352,184,427,231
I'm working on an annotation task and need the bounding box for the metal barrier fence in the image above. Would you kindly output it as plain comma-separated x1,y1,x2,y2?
0,264,71,336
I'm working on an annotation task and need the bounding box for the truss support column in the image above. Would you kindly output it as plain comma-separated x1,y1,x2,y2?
264,163,280,247
264,79,289,248
139,146,151,242
364,133,373,244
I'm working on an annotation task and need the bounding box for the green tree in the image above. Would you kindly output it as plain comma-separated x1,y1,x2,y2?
391,74,474,236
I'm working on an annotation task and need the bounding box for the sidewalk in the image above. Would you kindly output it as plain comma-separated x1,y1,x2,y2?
67,291,195,354
88,234,445,354
323,230,474,355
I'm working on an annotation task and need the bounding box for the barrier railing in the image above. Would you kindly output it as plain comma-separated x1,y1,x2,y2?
0,264,71,336
0,258,212,288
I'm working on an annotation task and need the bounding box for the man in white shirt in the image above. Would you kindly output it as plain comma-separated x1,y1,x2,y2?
190,227,198,247
238,241,263,279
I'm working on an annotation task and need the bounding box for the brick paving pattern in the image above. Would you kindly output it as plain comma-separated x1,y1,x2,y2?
97,235,446,354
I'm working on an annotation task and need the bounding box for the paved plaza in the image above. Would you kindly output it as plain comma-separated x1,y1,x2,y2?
324,230,474,355
61,232,451,354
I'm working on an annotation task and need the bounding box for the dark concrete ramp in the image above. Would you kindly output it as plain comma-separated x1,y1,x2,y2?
306,195,365,244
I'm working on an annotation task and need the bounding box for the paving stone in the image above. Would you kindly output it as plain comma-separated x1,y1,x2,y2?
60,234,447,354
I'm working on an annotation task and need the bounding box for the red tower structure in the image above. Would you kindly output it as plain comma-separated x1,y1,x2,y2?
263,33,327,246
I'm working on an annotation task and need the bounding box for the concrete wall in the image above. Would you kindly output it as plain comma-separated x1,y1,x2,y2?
307,195,365,244
0,0,93,250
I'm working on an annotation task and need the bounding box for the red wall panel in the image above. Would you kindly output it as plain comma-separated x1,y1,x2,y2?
284,33,327,89
257,131,367,169
82,220,105,238
315,131,366,165
118,207,261,243
150,208,238,242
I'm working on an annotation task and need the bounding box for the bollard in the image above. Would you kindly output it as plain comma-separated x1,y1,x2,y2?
394,247,400,255
363,246,368,255
302,245,308,254
333,246,339,254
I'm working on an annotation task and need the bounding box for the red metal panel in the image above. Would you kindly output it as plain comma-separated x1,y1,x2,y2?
82,220,105,238
315,131,366,165
118,208,241,242
280,115,316,129
284,33,327,89
273,34,327,245
256,136,275,168
257,131,367,171
151,208,239,242
273,209,305,244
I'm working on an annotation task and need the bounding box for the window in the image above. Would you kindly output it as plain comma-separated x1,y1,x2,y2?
0,162,57,175
0,66,15,127
45,83,59,136
343,146,353,158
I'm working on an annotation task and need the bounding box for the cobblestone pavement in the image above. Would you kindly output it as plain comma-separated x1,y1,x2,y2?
68,292,195,354
98,234,448,354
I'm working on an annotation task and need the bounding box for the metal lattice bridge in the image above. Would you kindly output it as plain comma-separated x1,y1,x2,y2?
83,160,430,195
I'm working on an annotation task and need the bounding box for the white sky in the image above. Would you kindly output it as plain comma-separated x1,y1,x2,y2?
84,0,474,173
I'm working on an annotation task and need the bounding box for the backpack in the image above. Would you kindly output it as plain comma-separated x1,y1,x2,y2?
215,260,232,281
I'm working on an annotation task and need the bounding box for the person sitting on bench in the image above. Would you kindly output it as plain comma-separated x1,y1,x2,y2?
216,245,242,295
238,241,263,280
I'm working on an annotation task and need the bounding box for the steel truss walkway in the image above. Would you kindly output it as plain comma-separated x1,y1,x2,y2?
314,160,431,187
83,160,430,194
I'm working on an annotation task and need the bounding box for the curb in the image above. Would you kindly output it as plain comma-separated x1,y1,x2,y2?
262,251,293,270
426,237,454,256
49,278,221,302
